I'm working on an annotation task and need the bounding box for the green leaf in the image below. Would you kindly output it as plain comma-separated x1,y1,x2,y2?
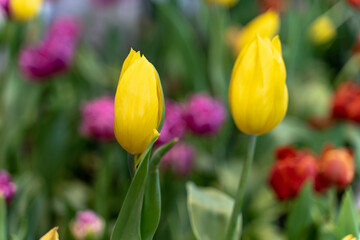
186,182,241,240
154,69,165,133
141,139,177,240
110,137,158,240
335,190,359,239
0,196,6,240
285,182,313,240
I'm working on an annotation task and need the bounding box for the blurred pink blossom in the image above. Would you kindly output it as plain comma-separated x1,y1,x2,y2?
156,99,187,146
184,93,227,135
19,17,80,81
79,96,115,141
0,0,9,15
0,169,16,203
161,142,195,176
70,210,104,240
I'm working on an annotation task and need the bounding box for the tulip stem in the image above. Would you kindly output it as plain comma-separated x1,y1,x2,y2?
127,154,135,180
225,134,257,240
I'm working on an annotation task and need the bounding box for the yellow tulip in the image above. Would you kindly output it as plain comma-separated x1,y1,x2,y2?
232,10,280,54
308,16,336,45
114,49,163,154
40,227,59,240
10,0,43,22
229,35,288,135
206,0,239,7
342,235,358,240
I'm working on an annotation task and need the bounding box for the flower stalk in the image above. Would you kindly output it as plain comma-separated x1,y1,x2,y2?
225,135,257,240
127,154,136,179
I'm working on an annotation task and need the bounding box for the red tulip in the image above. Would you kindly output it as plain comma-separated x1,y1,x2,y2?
317,145,355,189
347,0,360,9
269,146,318,200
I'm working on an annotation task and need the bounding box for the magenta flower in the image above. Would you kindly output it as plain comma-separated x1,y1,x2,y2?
0,0,9,15
161,142,195,176
19,17,80,81
79,96,115,141
70,210,104,240
0,169,16,203
184,93,227,135
156,99,187,146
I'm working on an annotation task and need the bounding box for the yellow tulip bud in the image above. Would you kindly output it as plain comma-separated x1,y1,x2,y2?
206,0,239,7
10,0,43,22
233,10,280,54
114,49,163,154
342,235,357,240
308,16,336,45
229,35,288,135
40,227,59,240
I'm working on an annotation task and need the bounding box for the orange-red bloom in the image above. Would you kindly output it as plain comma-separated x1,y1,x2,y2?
332,81,360,123
258,0,287,13
317,145,355,189
353,33,360,54
269,146,318,200
347,0,360,9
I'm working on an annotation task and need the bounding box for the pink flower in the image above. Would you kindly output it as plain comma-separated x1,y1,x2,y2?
19,17,80,81
161,142,195,176
0,169,16,203
184,93,227,135
156,99,187,146
79,96,115,141
70,210,104,240
0,0,9,15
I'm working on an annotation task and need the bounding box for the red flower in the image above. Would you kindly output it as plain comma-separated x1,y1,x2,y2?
332,81,360,123
269,146,318,200
347,0,360,9
317,145,355,189
352,33,360,54
258,0,287,13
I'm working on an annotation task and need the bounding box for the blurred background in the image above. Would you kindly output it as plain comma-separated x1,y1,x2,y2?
0,0,360,239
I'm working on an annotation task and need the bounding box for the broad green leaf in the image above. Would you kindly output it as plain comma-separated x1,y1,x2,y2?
0,196,6,240
335,190,359,239
110,137,158,240
141,139,177,240
186,182,241,240
285,182,313,240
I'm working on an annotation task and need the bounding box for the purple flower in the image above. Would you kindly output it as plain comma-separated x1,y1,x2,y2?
79,96,115,141
19,17,80,81
70,210,104,240
184,93,227,135
161,143,195,176
156,99,187,146
0,169,16,203
0,0,9,15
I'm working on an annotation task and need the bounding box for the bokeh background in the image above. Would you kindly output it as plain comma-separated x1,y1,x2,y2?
1,0,360,239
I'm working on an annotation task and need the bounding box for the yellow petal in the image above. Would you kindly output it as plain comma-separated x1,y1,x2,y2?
342,235,357,240
235,10,280,53
206,0,239,7
40,227,59,240
10,0,43,22
114,53,162,154
229,35,287,135
308,16,336,45
118,49,141,82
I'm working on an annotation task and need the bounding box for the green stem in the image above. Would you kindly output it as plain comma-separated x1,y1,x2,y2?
127,154,135,180
225,135,257,240
328,187,337,222
0,196,6,240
